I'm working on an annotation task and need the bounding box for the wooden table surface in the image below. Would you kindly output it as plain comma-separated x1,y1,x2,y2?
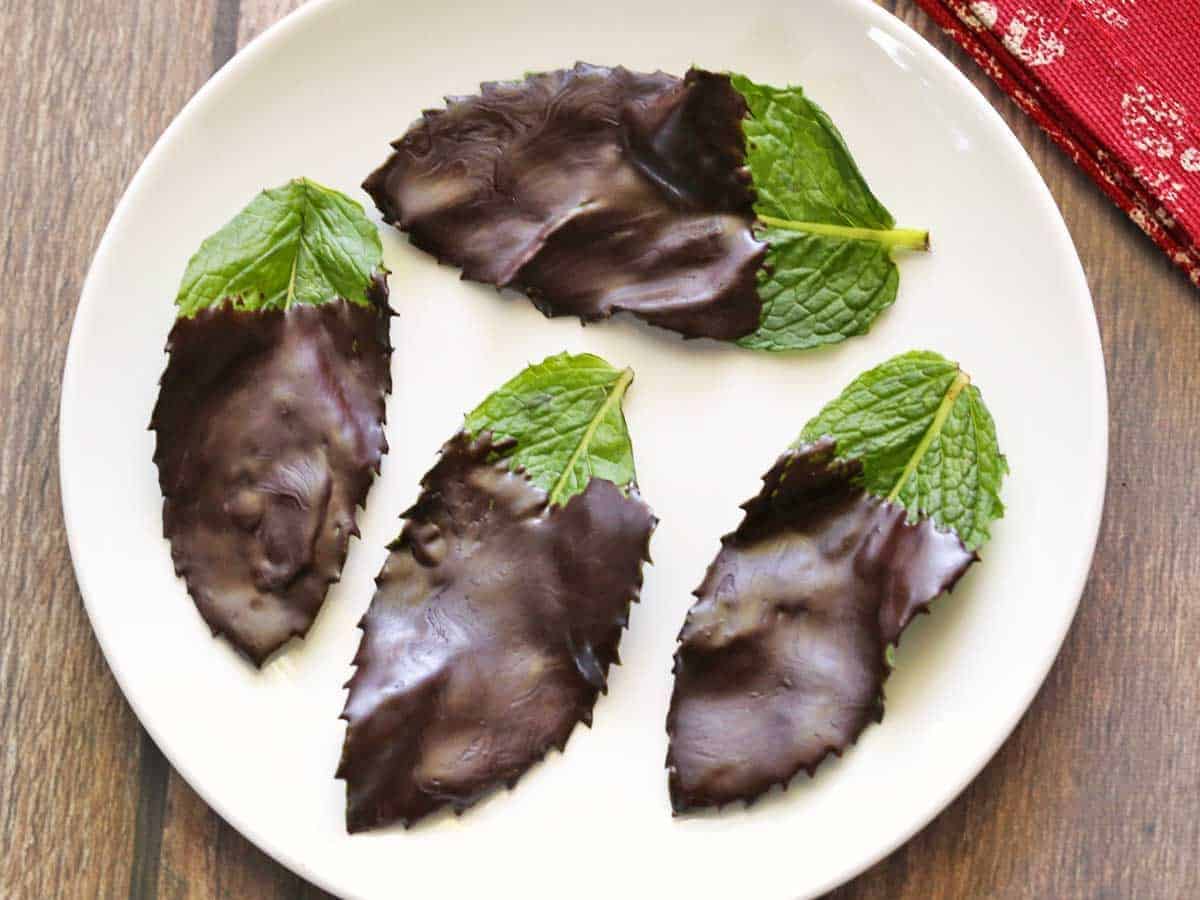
3,1,1197,897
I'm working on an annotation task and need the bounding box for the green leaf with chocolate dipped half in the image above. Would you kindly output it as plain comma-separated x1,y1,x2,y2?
666,351,1006,812
151,178,392,666
337,353,655,832
363,63,926,349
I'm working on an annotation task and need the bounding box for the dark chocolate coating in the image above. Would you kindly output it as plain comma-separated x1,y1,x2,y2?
363,63,765,341
151,285,392,666
337,433,655,832
666,439,977,812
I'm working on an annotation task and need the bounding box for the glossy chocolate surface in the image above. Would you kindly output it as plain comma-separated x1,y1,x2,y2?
666,439,976,812
151,287,391,665
363,64,765,341
337,433,655,831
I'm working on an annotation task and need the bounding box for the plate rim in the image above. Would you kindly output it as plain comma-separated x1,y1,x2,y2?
59,0,1108,896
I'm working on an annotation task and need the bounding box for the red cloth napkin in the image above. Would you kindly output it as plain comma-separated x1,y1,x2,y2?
913,0,1200,286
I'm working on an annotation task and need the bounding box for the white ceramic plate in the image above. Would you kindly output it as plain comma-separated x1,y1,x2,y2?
61,0,1107,896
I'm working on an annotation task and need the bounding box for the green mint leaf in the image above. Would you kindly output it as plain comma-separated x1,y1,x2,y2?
736,228,898,351
463,352,637,505
731,74,894,229
175,177,383,318
730,74,928,352
798,350,1007,550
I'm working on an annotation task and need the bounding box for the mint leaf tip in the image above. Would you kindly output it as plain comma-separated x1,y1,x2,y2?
798,350,1006,550
175,178,384,318
462,352,638,505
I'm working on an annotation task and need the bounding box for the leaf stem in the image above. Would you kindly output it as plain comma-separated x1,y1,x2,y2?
285,179,309,308
757,215,930,251
886,370,970,503
548,367,634,506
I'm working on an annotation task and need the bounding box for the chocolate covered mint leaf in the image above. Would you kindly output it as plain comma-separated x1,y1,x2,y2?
666,439,975,811
731,74,928,351
154,180,392,665
799,350,1006,550
339,356,654,830
667,349,1005,811
176,177,383,317
365,65,923,350
464,352,636,505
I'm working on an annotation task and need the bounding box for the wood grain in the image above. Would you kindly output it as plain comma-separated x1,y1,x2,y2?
0,0,1195,897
